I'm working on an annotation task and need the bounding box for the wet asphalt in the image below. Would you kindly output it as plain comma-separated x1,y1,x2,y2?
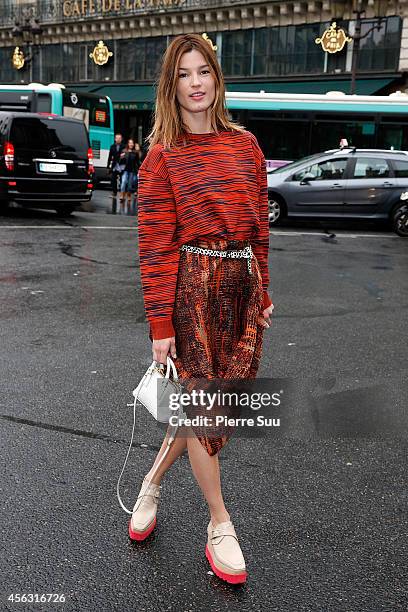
1,192,407,612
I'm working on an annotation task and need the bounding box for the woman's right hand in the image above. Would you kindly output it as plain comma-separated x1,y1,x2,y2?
152,337,177,365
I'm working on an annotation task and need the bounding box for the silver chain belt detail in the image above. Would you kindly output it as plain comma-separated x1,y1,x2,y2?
180,243,253,275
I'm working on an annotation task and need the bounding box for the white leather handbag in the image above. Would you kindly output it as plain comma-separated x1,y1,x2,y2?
132,356,182,424
116,355,184,515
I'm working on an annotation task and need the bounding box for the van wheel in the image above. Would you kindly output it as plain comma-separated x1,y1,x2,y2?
391,203,408,237
56,205,75,217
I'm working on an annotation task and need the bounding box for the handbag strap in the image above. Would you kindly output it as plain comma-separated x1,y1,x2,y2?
116,358,181,516
153,355,178,380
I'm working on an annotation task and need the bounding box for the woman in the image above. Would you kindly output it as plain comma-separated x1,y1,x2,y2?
132,33,274,585
119,138,139,214
132,142,143,214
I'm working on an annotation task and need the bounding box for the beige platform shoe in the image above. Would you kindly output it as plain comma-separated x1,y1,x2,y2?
205,520,248,584
128,477,161,541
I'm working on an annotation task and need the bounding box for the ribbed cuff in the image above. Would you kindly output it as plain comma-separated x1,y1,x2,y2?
262,290,273,310
148,318,175,341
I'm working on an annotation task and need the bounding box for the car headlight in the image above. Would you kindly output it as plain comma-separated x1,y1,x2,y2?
400,191,408,201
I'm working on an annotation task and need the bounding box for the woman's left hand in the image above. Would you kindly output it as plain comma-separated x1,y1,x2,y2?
258,302,274,328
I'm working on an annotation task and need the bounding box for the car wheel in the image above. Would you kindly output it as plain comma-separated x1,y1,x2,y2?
268,195,285,225
55,205,76,217
391,203,408,237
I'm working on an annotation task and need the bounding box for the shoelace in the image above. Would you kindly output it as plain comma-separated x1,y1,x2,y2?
211,522,239,542
132,491,160,515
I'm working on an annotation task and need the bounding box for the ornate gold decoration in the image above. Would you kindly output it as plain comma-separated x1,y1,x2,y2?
201,33,217,52
89,40,113,66
12,46,25,70
315,22,352,54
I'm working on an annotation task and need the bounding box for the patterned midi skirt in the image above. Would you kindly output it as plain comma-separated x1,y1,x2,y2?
172,238,265,456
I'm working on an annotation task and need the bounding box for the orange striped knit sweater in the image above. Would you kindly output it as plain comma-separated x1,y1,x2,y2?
137,128,273,341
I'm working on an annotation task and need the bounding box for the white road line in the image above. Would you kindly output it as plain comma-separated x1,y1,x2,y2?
0,226,399,238
0,225,136,229
269,230,398,238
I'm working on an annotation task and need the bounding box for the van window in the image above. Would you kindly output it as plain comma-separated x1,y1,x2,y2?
10,117,89,153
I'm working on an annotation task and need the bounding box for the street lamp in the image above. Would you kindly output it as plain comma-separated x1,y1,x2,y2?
332,0,388,94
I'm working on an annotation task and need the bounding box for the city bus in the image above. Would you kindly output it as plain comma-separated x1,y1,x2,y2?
0,83,114,182
226,90,408,168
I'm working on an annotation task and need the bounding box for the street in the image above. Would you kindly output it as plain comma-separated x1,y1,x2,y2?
1,192,407,612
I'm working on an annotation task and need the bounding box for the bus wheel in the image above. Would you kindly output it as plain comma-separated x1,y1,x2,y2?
391,203,408,237
56,204,75,217
268,195,285,225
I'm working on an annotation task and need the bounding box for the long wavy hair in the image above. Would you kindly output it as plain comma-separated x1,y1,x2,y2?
145,33,246,151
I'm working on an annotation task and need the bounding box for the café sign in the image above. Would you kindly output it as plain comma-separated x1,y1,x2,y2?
63,0,185,17
89,40,113,65
315,22,352,54
12,46,25,70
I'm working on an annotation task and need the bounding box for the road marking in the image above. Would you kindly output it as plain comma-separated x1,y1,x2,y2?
269,230,398,238
0,226,399,238
0,225,136,229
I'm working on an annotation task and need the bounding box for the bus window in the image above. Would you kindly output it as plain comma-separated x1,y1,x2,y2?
35,93,52,113
378,124,408,151
63,106,89,129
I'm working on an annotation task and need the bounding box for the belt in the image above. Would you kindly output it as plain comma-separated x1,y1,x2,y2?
180,242,253,275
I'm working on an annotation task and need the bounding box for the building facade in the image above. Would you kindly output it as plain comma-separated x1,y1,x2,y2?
0,0,407,143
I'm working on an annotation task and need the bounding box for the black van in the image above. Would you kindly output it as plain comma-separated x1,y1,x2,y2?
0,112,94,215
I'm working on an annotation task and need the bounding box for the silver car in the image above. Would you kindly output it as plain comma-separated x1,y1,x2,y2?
267,148,408,236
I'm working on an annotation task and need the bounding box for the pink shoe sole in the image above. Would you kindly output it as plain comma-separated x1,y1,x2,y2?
128,517,157,541
205,544,247,584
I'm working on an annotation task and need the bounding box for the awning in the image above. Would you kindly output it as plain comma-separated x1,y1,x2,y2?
70,77,398,109
70,84,155,109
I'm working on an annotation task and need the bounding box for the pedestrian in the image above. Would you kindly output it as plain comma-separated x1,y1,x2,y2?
132,33,274,585
132,142,143,214
119,138,140,214
107,133,125,210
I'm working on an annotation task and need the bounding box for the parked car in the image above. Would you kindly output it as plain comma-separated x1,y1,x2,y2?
267,148,408,236
0,112,94,216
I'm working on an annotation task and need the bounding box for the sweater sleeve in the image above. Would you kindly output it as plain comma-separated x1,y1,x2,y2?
137,147,180,340
248,132,273,310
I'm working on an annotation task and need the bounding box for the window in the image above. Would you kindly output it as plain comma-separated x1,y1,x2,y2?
62,91,111,129
10,117,89,153
36,94,52,113
378,122,408,151
353,158,390,179
357,16,402,72
311,120,376,153
116,37,167,81
0,47,20,83
391,159,408,178
248,22,347,77
293,158,347,181
221,29,253,76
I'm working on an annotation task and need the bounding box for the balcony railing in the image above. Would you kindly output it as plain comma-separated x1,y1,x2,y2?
0,0,268,27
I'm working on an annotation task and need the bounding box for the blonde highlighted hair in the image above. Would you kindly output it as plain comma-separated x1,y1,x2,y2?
145,33,246,151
